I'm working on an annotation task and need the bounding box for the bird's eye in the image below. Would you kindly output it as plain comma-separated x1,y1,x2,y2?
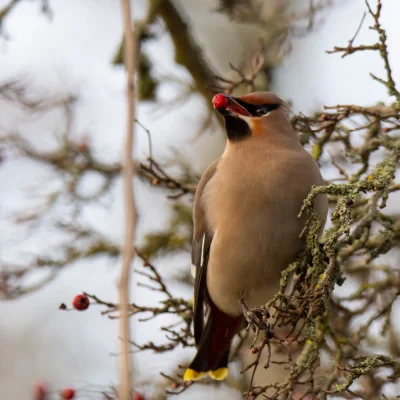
256,107,269,116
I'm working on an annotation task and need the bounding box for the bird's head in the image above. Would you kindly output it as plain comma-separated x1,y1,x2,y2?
212,92,294,142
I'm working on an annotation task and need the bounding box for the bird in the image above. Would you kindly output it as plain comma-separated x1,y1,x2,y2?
183,91,328,382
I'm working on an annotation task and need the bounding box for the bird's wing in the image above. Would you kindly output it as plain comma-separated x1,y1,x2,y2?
192,159,219,346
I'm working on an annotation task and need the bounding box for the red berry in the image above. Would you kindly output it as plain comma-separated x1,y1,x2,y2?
132,392,145,400
72,294,89,311
74,135,89,152
61,387,75,399
212,93,229,109
34,382,47,400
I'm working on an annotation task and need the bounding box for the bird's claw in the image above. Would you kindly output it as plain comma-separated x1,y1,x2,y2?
240,299,270,333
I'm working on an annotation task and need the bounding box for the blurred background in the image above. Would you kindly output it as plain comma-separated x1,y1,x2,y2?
1,0,400,399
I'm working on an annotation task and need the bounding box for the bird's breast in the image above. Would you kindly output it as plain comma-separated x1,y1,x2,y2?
202,156,291,235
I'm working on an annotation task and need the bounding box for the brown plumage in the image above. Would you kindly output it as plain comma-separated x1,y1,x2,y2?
184,92,328,382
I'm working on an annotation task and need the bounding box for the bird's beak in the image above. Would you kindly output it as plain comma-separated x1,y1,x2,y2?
212,93,253,118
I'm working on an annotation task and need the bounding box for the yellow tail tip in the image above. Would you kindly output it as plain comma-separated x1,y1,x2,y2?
183,368,207,381
208,368,229,381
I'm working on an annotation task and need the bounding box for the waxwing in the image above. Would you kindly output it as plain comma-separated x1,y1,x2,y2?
184,92,328,381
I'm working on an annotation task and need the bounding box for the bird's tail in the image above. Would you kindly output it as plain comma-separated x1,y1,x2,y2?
183,303,243,381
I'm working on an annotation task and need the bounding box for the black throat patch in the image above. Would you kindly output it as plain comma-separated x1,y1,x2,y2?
223,115,251,142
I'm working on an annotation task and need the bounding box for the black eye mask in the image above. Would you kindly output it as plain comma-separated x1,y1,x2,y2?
234,98,280,117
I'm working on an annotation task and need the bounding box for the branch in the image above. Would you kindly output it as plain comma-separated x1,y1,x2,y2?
327,0,400,106
211,41,266,94
139,158,197,199
366,0,400,105
156,0,222,128
119,0,138,398
0,0,22,28
328,354,400,393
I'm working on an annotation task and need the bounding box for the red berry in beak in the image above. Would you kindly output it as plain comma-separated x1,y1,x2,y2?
212,93,229,109
72,294,89,311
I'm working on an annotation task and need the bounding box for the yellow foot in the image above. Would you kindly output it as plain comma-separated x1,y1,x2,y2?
183,368,207,381
208,368,228,381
